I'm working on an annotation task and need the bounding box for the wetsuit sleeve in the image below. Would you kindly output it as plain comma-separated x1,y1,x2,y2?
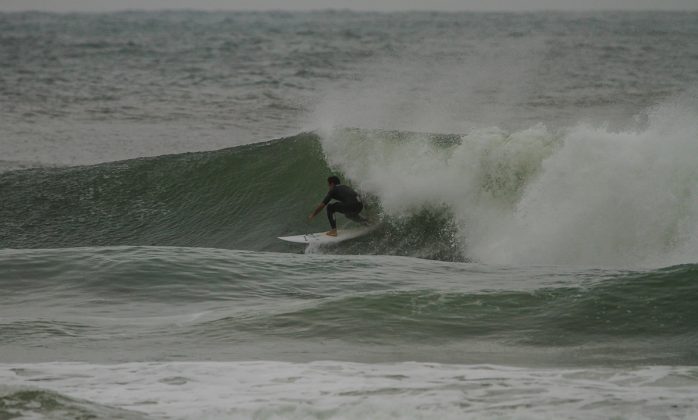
322,189,334,205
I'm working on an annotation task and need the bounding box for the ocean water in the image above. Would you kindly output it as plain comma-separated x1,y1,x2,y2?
1,10,698,419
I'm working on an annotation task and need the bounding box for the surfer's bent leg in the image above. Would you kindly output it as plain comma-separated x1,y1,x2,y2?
344,203,368,225
328,202,365,229
327,202,340,229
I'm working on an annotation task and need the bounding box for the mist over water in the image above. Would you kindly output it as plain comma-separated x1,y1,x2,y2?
2,10,698,420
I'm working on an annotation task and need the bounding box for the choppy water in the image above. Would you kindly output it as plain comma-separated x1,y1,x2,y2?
1,10,698,420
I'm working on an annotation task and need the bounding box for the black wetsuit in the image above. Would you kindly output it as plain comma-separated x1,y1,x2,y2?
322,184,366,229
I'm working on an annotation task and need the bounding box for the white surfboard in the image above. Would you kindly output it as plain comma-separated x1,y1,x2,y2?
278,226,374,244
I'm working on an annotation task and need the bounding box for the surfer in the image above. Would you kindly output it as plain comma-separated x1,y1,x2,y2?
308,176,368,236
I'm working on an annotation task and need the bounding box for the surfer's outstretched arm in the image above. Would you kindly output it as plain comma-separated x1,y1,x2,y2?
308,203,326,221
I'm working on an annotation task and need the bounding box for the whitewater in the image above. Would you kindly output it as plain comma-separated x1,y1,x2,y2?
1,10,698,420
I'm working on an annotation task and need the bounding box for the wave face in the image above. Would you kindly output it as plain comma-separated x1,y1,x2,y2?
0,133,329,251
0,131,465,260
2,96,698,266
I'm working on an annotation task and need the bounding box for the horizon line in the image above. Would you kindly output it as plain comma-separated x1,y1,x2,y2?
3,7,698,13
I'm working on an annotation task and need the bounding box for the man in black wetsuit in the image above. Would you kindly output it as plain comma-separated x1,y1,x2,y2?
308,176,368,236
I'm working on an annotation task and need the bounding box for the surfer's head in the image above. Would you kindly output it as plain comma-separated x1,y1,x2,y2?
327,176,341,187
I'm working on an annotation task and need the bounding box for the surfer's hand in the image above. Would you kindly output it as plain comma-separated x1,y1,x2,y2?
308,213,314,221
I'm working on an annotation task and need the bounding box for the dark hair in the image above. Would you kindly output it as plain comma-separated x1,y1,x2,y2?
327,175,341,185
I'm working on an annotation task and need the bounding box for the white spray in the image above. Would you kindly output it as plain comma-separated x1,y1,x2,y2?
317,95,698,268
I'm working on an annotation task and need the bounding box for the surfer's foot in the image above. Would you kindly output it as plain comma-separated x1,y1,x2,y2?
326,229,337,237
